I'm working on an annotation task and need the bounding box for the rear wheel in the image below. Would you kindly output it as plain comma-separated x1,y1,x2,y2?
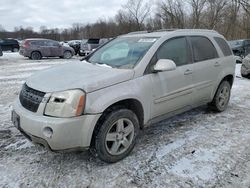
63,51,72,59
31,51,42,60
12,48,19,52
209,81,231,112
93,109,139,163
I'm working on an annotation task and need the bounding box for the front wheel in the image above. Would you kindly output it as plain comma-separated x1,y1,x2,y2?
93,109,139,163
63,51,72,59
209,81,231,112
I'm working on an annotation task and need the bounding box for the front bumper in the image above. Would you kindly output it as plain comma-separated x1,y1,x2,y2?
79,50,91,56
13,99,101,151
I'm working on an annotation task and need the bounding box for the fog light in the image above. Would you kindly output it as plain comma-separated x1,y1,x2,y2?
43,127,53,138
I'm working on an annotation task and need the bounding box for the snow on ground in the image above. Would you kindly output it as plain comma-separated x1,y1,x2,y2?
0,52,250,187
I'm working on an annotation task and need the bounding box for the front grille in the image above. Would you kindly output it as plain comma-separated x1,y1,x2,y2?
19,84,45,112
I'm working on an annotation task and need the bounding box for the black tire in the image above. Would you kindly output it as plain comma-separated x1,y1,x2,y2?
209,81,231,112
63,51,72,59
241,73,250,79
31,51,42,60
12,48,19,52
93,108,139,163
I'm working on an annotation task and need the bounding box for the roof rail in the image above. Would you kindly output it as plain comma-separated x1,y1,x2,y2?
154,29,177,32
128,31,149,35
175,29,218,33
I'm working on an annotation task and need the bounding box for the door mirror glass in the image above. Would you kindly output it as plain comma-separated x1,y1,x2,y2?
153,59,176,72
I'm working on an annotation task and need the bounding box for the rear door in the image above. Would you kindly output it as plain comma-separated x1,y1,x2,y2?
148,37,194,119
188,36,221,104
40,40,51,57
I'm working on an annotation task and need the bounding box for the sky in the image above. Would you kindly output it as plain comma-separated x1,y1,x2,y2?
0,0,128,31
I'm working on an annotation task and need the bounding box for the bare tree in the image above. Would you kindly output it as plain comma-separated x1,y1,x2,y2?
190,0,207,28
159,0,186,29
122,0,151,30
204,0,228,29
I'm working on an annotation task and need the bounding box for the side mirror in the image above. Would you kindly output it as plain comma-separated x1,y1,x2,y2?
153,59,176,72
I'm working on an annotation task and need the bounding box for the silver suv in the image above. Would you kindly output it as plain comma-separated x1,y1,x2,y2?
79,38,109,56
12,30,235,163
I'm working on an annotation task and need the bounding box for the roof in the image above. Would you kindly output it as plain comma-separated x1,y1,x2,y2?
122,29,220,38
24,38,51,41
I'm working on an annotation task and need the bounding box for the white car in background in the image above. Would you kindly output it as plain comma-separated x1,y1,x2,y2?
241,54,250,78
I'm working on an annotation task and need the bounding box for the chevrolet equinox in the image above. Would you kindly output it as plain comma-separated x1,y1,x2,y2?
12,30,235,163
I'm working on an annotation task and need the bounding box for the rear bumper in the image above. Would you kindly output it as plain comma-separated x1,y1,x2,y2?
19,49,27,56
13,99,102,151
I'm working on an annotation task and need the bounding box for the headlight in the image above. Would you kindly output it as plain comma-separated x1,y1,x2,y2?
44,90,86,118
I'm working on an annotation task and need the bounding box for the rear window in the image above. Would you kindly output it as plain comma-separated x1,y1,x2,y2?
87,39,100,44
245,40,250,46
214,37,232,56
2,39,18,44
190,36,218,62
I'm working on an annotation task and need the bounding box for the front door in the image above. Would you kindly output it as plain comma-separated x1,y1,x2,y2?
47,40,62,57
149,37,194,119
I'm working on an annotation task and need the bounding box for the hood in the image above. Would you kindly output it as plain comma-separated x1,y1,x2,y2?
26,61,134,93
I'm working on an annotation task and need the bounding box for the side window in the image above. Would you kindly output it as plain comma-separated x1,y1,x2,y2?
46,41,58,47
245,40,250,46
214,37,232,56
46,41,53,47
190,36,218,62
156,37,189,66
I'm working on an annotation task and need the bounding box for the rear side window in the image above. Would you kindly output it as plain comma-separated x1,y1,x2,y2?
214,37,232,56
190,36,218,62
156,37,189,66
31,41,46,46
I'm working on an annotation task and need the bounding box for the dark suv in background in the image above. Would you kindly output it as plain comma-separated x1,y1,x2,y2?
79,38,109,56
0,39,19,52
229,39,250,58
19,39,75,60
0,46,2,56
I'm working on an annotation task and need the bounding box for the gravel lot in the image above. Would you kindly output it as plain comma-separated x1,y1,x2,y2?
0,52,250,188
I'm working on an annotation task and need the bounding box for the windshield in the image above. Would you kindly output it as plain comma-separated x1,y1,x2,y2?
87,37,158,69
228,40,243,48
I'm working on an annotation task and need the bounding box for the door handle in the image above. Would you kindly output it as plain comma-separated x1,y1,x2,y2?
184,69,193,75
214,62,220,67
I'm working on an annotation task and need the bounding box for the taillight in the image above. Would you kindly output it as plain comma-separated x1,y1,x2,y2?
23,40,30,48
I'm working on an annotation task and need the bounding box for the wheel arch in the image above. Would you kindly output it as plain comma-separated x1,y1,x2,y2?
212,74,234,100
90,98,144,147
30,50,42,57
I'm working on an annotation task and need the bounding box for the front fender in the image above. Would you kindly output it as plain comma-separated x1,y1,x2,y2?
85,77,152,124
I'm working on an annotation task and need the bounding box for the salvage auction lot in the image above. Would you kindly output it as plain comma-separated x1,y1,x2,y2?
0,53,250,187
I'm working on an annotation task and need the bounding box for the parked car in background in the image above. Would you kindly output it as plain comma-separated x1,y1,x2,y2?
229,39,250,58
68,40,82,55
0,46,2,56
0,39,19,52
241,54,250,78
19,39,75,60
79,38,109,56
12,29,235,163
